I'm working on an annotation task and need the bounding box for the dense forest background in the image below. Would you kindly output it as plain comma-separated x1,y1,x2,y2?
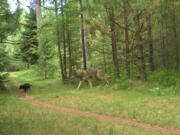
0,0,180,88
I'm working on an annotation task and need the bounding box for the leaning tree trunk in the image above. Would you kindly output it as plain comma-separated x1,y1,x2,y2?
54,0,65,82
134,10,147,80
147,15,155,71
107,7,120,77
79,0,87,70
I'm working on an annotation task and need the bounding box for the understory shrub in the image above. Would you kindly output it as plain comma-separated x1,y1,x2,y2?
148,70,180,87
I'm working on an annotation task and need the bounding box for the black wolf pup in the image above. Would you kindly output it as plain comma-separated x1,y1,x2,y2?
19,83,32,93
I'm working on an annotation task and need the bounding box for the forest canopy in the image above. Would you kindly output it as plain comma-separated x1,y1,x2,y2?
0,0,180,87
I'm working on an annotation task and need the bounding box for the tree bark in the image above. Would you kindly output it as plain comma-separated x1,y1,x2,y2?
67,30,72,78
172,0,179,72
60,0,67,79
65,0,72,79
107,7,120,77
124,4,130,78
36,0,41,32
147,15,155,71
79,0,87,70
160,21,166,69
134,10,147,80
36,0,41,51
54,0,65,82
102,41,107,73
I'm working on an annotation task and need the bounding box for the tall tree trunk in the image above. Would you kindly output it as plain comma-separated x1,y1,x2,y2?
79,0,87,70
160,0,169,70
172,0,179,72
67,30,72,78
147,15,155,71
36,0,41,32
134,10,147,80
42,0,45,5
102,40,107,73
54,0,65,82
165,22,169,70
160,21,166,69
44,67,47,80
124,4,130,78
36,0,42,52
65,0,72,78
107,7,120,77
60,0,67,80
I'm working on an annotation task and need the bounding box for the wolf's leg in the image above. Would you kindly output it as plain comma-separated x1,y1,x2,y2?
105,79,109,84
77,81,82,89
87,80,93,88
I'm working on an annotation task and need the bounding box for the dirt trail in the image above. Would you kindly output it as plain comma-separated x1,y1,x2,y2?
10,74,180,135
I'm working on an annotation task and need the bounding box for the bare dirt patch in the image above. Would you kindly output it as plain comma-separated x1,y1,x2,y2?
10,74,180,135
10,74,20,87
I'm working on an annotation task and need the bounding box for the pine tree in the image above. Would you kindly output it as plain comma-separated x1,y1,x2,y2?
0,0,21,83
20,8,39,66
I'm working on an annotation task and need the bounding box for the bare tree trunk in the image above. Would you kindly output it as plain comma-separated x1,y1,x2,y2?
60,0,67,80
134,10,147,80
36,0,41,32
84,23,88,60
147,15,155,71
36,0,41,51
79,0,87,70
165,22,169,70
67,30,72,78
160,0,169,70
65,0,72,79
160,21,166,69
102,41,107,73
44,68,47,80
42,0,45,5
172,0,179,72
54,0,65,82
106,7,120,77
124,4,130,78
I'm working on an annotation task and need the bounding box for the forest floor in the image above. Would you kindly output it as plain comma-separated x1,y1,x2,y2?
1,70,180,135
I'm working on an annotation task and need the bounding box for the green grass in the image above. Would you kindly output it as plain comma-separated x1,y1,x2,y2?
0,93,158,135
1,70,180,135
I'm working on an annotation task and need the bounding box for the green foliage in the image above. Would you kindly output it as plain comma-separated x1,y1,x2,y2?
0,0,22,81
32,61,59,79
5,70,180,135
0,47,9,81
19,8,39,65
36,10,58,79
0,0,22,41
110,75,130,90
149,86,179,96
148,70,180,87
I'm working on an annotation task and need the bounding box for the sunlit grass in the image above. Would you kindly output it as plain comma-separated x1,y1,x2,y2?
2,70,180,134
0,95,158,135
10,71,180,129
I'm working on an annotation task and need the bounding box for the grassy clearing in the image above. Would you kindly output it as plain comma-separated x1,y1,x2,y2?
0,92,158,135
1,70,180,134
